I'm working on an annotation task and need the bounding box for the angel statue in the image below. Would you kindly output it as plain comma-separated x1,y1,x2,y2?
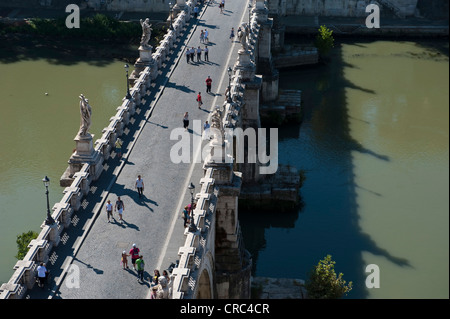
140,18,153,48
238,23,249,51
78,94,92,137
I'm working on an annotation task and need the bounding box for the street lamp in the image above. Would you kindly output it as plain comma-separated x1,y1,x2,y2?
42,176,55,226
227,67,233,103
169,2,174,30
124,64,131,99
187,182,197,232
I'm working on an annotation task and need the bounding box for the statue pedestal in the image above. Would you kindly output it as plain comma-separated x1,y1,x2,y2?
60,133,103,187
234,50,255,81
236,49,251,66
130,45,154,85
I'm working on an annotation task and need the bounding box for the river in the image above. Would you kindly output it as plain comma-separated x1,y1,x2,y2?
0,54,127,284
240,39,449,298
0,38,448,299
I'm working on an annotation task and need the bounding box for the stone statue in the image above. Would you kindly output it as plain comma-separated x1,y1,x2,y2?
238,24,249,51
140,18,153,48
78,94,92,137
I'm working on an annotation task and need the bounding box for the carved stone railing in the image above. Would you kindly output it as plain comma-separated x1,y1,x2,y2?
0,2,201,300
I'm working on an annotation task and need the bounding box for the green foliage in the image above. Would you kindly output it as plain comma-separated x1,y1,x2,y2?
305,255,352,299
15,230,39,260
315,25,335,56
0,15,142,41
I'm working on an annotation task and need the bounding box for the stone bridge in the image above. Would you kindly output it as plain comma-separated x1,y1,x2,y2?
0,0,300,299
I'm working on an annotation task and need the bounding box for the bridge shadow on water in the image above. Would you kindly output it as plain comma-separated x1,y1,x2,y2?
239,40,411,299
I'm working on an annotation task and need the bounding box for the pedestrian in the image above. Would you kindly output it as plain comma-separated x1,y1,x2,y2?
37,262,48,288
200,30,205,43
197,46,202,62
182,205,190,227
121,250,130,269
190,47,195,62
153,269,161,285
204,46,209,61
163,270,171,284
193,6,199,19
136,255,145,282
230,27,235,41
115,138,122,158
185,48,190,63
219,2,223,13
205,76,212,93
150,287,158,299
196,92,203,109
129,243,140,270
106,199,113,222
183,112,189,131
204,29,209,44
202,120,211,140
135,175,144,198
115,196,125,223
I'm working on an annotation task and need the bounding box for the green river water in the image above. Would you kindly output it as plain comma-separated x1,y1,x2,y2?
240,39,449,299
0,39,448,299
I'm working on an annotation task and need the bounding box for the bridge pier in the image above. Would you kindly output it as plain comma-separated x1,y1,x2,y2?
203,132,252,299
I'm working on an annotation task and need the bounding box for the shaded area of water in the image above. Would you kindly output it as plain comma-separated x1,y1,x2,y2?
240,40,449,299
0,45,128,283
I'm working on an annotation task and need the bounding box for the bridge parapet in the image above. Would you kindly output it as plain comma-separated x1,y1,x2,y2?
172,168,219,299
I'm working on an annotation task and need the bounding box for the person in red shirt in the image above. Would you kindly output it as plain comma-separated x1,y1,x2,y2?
205,76,212,93
197,92,203,109
129,243,140,270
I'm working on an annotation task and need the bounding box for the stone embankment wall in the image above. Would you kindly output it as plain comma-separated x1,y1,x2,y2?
0,0,198,300
86,0,170,12
267,0,419,17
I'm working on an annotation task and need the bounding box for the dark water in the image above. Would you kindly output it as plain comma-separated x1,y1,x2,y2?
240,40,449,299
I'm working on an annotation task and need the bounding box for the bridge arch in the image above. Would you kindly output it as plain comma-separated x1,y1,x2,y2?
195,251,214,299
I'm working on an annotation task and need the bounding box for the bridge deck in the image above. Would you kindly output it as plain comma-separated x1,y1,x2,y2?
27,0,250,299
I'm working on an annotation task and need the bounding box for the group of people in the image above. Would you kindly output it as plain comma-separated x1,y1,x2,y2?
121,244,171,298
182,202,197,228
104,175,145,223
186,45,209,63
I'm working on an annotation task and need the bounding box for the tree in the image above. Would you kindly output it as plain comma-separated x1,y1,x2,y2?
304,255,352,299
315,25,335,57
15,230,39,260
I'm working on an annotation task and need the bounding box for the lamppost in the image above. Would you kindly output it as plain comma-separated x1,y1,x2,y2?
124,64,131,99
187,182,197,232
42,176,55,226
227,67,233,103
169,2,174,30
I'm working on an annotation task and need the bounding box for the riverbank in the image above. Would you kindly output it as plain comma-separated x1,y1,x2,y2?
278,15,449,38
0,14,169,64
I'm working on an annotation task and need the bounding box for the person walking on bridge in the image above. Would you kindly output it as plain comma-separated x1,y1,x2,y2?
205,76,212,94
204,46,209,61
129,244,140,270
196,92,203,109
197,46,203,62
135,175,144,198
183,112,189,131
204,29,209,44
115,196,125,223
136,255,145,283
